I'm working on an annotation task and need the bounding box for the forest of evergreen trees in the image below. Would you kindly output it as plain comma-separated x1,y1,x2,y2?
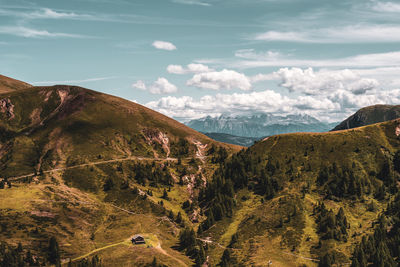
178,228,206,267
313,203,349,242
351,192,400,267
0,237,101,267
133,163,174,186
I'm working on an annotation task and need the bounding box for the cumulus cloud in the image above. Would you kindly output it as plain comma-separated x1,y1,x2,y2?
145,90,342,122
146,87,400,122
152,40,177,51
254,25,400,43
271,68,379,95
167,63,214,74
146,90,291,120
132,78,178,94
144,66,399,122
132,80,146,90
187,69,252,91
328,89,400,109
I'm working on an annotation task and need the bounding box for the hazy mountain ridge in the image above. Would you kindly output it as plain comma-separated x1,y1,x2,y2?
187,113,338,137
202,132,261,147
1,75,400,266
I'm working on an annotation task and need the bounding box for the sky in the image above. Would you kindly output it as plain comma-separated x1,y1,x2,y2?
1,0,400,123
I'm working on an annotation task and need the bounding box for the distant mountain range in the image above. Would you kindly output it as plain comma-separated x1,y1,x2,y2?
202,132,261,147
332,104,400,131
186,113,338,138
2,74,400,266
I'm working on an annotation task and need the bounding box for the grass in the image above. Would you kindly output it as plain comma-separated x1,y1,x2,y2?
0,74,31,93
0,184,42,212
200,116,400,265
219,192,261,247
0,178,193,266
1,79,400,266
0,85,240,179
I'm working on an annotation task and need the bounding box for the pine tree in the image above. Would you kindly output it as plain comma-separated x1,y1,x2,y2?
48,236,61,266
162,188,169,200
176,212,182,224
151,257,158,267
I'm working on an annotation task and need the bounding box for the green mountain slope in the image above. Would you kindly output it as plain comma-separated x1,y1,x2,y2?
1,76,399,267
0,84,240,178
0,74,32,93
196,119,400,266
332,104,400,131
0,79,241,266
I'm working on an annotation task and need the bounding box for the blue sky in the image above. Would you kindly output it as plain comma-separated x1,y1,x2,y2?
1,0,400,122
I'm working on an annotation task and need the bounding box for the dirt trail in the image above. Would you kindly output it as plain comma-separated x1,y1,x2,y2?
62,236,188,267
65,240,128,264
155,241,188,267
8,154,210,182
8,156,175,181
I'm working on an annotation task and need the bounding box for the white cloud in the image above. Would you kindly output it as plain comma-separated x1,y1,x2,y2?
371,1,400,12
187,69,252,91
249,73,276,83
171,0,211,6
167,63,214,74
254,25,400,43
351,67,400,88
152,40,177,51
0,26,86,38
32,76,117,85
271,68,379,95
132,80,146,90
145,64,400,122
254,31,309,42
146,87,400,122
146,90,291,120
234,49,281,60
328,89,400,109
224,50,400,69
132,78,178,94
28,8,91,19
0,7,97,20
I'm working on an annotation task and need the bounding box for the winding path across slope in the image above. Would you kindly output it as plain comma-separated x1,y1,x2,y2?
7,155,209,181
62,235,188,267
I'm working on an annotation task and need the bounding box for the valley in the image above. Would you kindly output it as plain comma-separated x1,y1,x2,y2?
0,75,399,266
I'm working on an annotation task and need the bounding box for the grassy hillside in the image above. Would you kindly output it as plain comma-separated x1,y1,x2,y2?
196,119,400,266
0,85,240,178
0,74,32,93
0,83,241,266
1,76,399,266
332,104,400,131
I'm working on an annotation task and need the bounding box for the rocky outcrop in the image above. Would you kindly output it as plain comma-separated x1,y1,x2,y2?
142,129,171,157
0,98,15,120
